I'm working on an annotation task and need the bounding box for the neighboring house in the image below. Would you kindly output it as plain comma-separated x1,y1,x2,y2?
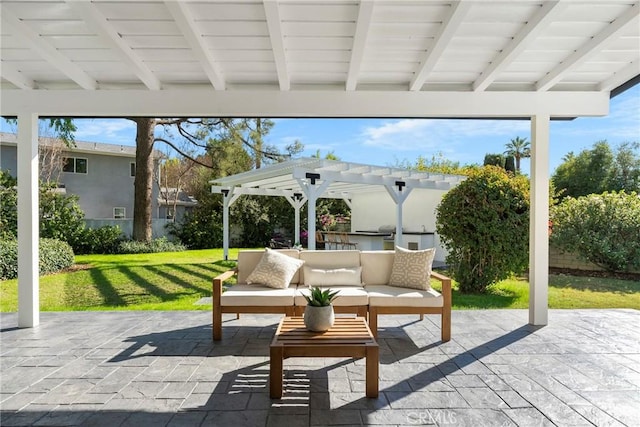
158,187,198,222
0,132,187,237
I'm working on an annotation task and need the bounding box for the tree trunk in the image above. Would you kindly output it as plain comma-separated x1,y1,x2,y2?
133,118,155,242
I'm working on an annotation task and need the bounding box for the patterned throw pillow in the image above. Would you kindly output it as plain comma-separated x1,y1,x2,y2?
246,248,304,289
388,246,436,290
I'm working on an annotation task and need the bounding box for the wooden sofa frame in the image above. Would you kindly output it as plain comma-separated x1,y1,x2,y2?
212,268,452,342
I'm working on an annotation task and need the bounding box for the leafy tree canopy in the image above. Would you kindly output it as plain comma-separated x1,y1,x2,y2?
552,140,639,199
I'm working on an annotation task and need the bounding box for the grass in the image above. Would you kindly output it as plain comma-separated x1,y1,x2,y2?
1,249,638,312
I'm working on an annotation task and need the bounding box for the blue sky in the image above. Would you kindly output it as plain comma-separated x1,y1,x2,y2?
3,85,638,176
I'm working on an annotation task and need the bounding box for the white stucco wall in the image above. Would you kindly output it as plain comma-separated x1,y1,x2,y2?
350,188,450,262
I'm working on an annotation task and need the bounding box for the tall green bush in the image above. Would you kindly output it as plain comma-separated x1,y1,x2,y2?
550,191,640,272
436,166,530,293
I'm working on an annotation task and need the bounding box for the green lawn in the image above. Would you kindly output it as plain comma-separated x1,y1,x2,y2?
1,249,638,312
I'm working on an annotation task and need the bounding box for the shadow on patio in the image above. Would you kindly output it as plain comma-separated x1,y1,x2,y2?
1,310,638,426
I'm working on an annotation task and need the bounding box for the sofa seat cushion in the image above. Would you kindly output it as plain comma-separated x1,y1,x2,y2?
294,285,369,307
366,285,443,308
221,284,296,306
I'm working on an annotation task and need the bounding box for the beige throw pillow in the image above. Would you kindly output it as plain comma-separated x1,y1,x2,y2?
303,266,362,287
388,246,436,290
246,248,304,289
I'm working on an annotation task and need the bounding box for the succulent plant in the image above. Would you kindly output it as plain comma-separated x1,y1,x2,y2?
304,286,339,307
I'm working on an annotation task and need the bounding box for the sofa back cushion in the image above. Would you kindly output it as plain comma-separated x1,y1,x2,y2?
299,250,361,285
237,249,301,285
360,251,395,286
303,265,362,287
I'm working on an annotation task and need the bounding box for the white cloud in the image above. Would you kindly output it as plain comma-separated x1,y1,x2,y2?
74,119,136,144
360,118,531,152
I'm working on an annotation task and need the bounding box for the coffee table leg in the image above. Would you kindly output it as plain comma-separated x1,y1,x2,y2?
366,344,379,398
270,345,283,398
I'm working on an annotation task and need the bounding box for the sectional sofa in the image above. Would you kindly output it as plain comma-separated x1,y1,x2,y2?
212,248,451,342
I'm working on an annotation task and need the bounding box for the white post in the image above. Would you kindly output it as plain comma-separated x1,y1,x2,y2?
17,113,40,328
529,114,550,325
285,193,307,247
298,177,330,250
221,188,236,261
385,182,412,249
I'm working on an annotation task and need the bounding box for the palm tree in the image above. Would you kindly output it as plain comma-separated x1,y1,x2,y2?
504,136,531,173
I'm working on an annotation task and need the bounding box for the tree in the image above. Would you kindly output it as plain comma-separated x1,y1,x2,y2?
551,140,639,199
395,152,476,175
436,166,530,293
128,117,299,241
504,136,530,173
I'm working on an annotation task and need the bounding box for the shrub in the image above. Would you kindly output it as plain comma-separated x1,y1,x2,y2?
0,238,74,280
550,191,640,272
40,238,75,275
72,225,124,255
0,240,18,280
436,166,530,293
168,203,223,249
39,188,85,245
117,237,186,254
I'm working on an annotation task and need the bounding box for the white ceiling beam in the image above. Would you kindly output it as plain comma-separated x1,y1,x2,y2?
410,1,472,91
536,2,640,92
0,63,35,90
346,1,374,91
1,89,609,118
0,8,97,90
69,1,161,91
473,1,566,92
164,1,226,91
264,0,290,91
599,61,640,92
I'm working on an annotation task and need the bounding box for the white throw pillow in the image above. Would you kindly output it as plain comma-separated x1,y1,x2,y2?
388,246,436,290
246,248,304,289
303,265,362,287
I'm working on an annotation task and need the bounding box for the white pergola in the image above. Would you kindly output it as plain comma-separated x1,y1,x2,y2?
1,1,638,330
211,157,467,258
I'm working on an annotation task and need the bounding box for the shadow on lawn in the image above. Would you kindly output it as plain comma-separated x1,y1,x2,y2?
549,274,640,294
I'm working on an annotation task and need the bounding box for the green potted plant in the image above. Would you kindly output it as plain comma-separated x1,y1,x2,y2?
303,287,339,332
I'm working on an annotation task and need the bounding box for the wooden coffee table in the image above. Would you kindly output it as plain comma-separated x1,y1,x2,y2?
270,316,379,398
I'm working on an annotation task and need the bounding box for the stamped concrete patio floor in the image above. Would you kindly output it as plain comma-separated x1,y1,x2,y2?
1,309,639,427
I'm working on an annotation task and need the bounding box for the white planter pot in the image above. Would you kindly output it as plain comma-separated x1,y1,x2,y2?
304,305,335,332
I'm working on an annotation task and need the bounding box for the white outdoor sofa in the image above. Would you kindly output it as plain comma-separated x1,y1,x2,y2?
212,249,452,341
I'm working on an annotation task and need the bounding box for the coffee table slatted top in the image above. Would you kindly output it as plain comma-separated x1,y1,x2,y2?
273,317,376,346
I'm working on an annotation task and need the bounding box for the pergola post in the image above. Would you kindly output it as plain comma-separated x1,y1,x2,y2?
385,181,412,248
298,174,330,250
529,114,550,326
285,193,306,246
17,113,40,328
221,188,239,260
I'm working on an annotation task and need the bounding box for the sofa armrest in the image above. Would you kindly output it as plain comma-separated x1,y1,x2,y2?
430,270,452,342
213,269,237,300
430,271,452,298
212,268,237,341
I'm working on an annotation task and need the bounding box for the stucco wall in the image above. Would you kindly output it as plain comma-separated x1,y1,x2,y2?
351,188,449,262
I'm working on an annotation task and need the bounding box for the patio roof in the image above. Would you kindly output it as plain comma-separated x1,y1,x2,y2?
2,1,638,330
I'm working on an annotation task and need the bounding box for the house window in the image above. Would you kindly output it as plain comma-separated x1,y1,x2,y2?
63,157,88,174
130,162,136,177
113,207,126,219
166,207,175,220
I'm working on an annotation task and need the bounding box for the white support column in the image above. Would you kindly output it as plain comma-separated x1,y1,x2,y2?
385,181,412,248
297,176,330,250
221,188,239,260
285,193,307,246
529,114,550,325
17,113,40,328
